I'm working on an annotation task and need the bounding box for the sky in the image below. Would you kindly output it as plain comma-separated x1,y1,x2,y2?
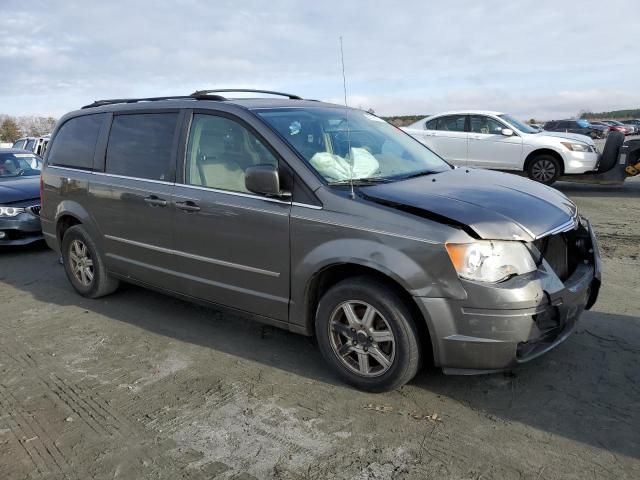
1,0,639,120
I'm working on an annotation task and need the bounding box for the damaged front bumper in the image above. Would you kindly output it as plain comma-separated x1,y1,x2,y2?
416,220,601,374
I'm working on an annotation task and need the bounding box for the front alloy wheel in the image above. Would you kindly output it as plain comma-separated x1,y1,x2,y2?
315,277,422,392
528,155,560,185
328,301,395,377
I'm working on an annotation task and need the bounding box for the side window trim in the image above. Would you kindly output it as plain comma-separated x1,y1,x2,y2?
469,115,511,135
103,109,182,183
435,115,467,133
93,112,113,172
180,109,284,195
46,113,106,170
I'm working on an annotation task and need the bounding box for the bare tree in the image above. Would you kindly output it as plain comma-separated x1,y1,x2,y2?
0,118,21,143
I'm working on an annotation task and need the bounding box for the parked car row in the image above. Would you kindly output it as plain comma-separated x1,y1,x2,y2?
12,134,50,156
543,119,638,138
598,120,638,135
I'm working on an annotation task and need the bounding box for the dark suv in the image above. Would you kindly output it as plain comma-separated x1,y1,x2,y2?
544,119,604,139
41,90,601,391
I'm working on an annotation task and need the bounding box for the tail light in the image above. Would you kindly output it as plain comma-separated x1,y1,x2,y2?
40,174,44,207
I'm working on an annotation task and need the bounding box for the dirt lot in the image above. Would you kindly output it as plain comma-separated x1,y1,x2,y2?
1,178,639,480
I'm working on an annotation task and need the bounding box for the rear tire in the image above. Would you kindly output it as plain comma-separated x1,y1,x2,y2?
527,154,561,185
315,277,421,392
61,225,119,298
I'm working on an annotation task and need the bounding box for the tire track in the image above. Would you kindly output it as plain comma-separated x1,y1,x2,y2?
0,384,69,478
155,381,246,434
0,338,133,439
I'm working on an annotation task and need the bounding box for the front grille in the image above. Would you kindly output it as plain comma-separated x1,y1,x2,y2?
534,225,593,282
543,234,569,280
29,205,41,216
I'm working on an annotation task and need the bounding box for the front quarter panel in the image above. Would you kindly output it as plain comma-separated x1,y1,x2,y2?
289,203,468,333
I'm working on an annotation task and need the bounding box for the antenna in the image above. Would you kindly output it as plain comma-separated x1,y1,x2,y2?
340,36,355,200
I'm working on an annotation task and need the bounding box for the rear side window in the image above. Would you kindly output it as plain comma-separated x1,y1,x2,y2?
435,115,466,132
48,114,105,169
105,113,178,181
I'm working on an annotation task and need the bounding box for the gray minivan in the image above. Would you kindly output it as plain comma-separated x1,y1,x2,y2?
41,90,601,392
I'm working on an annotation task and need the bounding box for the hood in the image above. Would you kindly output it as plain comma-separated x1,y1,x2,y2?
538,131,594,144
0,176,40,205
361,168,577,242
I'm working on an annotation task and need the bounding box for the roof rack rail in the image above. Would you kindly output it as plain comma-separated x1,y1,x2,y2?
81,94,226,109
190,89,302,100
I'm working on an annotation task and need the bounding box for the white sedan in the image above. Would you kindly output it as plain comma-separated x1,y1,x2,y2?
402,110,599,184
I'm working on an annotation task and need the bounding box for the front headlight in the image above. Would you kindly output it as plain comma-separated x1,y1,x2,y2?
445,241,537,283
0,206,26,217
561,142,590,152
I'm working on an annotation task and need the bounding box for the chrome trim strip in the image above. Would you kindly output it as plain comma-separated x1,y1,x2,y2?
46,165,92,174
444,334,503,343
94,171,175,186
47,165,321,209
106,253,288,304
105,235,280,277
291,215,437,244
174,183,292,205
534,216,578,240
46,165,175,185
43,231,56,239
292,202,322,210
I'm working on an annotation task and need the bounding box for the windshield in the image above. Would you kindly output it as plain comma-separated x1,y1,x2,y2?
0,153,42,178
256,108,450,183
12,139,27,149
498,114,538,134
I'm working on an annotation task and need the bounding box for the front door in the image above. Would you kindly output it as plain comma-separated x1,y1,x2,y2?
171,112,291,321
426,115,468,166
467,115,523,170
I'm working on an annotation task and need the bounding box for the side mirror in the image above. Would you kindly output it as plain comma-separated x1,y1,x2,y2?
245,164,290,198
501,128,514,137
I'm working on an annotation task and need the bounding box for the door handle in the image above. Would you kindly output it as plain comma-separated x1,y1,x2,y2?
175,200,201,212
144,195,167,207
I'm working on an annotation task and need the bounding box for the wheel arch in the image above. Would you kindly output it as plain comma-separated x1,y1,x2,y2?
299,262,435,366
523,148,565,174
54,200,100,246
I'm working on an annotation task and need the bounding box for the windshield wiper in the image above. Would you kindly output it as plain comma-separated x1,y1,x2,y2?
328,177,393,186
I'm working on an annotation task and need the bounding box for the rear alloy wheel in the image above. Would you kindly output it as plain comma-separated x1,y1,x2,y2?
69,239,94,286
62,225,119,298
527,155,561,185
315,277,421,392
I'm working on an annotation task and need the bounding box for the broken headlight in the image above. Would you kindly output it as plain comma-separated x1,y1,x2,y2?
445,241,537,283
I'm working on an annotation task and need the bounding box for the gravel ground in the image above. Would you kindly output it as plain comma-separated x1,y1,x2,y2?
0,177,639,480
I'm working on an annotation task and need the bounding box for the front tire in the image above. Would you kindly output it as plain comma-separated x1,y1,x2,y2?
61,225,119,298
315,277,421,392
527,154,561,185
